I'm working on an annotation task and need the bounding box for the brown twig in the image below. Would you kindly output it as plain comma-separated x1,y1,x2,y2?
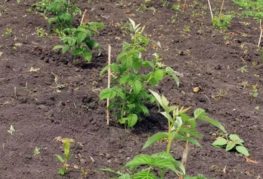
207,0,214,20
258,20,262,47
106,45,112,126
80,9,88,25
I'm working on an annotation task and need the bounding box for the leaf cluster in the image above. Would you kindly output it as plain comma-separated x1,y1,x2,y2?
103,91,225,179
54,22,104,62
212,15,233,30
34,0,81,29
213,134,249,156
233,0,263,20
100,29,179,128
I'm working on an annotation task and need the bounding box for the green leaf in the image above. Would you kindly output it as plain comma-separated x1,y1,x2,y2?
150,69,165,85
99,88,116,100
194,108,227,134
143,132,168,149
82,51,92,62
118,174,131,179
212,137,228,147
55,154,64,163
133,170,157,179
236,145,249,156
165,66,180,87
226,141,236,151
127,114,138,127
126,154,153,169
58,168,66,176
229,134,244,144
193,108,205,119
86,39,99,49
133,80,142,94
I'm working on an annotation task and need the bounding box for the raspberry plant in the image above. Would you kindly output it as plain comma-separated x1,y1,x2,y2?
103,91,226,179
34,0,81,30
53,22,104,62
99,20,179,128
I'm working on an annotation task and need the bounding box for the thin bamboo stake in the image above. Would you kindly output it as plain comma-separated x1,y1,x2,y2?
106,45,112,126
219,0,225,17
80,9,88,25
207,0,214,20
258,20,262,47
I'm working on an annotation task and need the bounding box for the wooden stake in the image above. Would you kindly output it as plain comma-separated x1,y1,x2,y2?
106,45,112,126
80,9,88,25
219,0,225,17
207,0,214,21
258,20,262,47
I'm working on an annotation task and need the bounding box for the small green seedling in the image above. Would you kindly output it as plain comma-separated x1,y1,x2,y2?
213,134,249,156
33,146,41,156
55,138,74,176
35,27,47,37
250,84,259,98
2,27,13,37
7,125,15,135
53,22,104,62
212,15,233,29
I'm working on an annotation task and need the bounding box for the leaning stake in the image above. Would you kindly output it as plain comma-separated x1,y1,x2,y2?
207,0,214,21
106,45,112,125
258,20,262,47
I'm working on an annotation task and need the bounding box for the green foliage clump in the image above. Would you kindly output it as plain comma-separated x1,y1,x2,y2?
100,21,179,128
35,0,81,29
54,22,104,62
233,0,263,20
213,134,249,156
103,91,226,178
212,14,233,29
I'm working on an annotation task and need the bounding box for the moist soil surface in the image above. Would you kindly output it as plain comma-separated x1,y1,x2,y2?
0,0,263,178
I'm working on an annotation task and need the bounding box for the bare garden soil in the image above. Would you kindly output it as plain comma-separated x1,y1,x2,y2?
0,0,263,178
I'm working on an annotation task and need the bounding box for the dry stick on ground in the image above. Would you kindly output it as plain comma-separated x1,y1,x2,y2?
219,0,225,17
258,20,263,47
106,45,112,125
80,9,88,25
207,0,214,21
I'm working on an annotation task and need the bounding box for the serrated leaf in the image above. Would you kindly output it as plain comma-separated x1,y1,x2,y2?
226,141,236,151
229,134,244,144
236,145,249,156
212,137,228,146
143,132,168,149
127,114,138,127
99,88,116,100
165,66,180,86
126,154,153,169
194,108,227,133
133,80,142,94
133,170,157,179
118,174,132,179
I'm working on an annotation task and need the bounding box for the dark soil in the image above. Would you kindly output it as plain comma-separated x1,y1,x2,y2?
0,0,262,178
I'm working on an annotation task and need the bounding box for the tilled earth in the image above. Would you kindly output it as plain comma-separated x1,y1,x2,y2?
0,0,262,178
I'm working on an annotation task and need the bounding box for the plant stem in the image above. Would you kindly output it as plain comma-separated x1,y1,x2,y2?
106,45,112,125
166,122,172,153
207,0,214,20
258,20,262,47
